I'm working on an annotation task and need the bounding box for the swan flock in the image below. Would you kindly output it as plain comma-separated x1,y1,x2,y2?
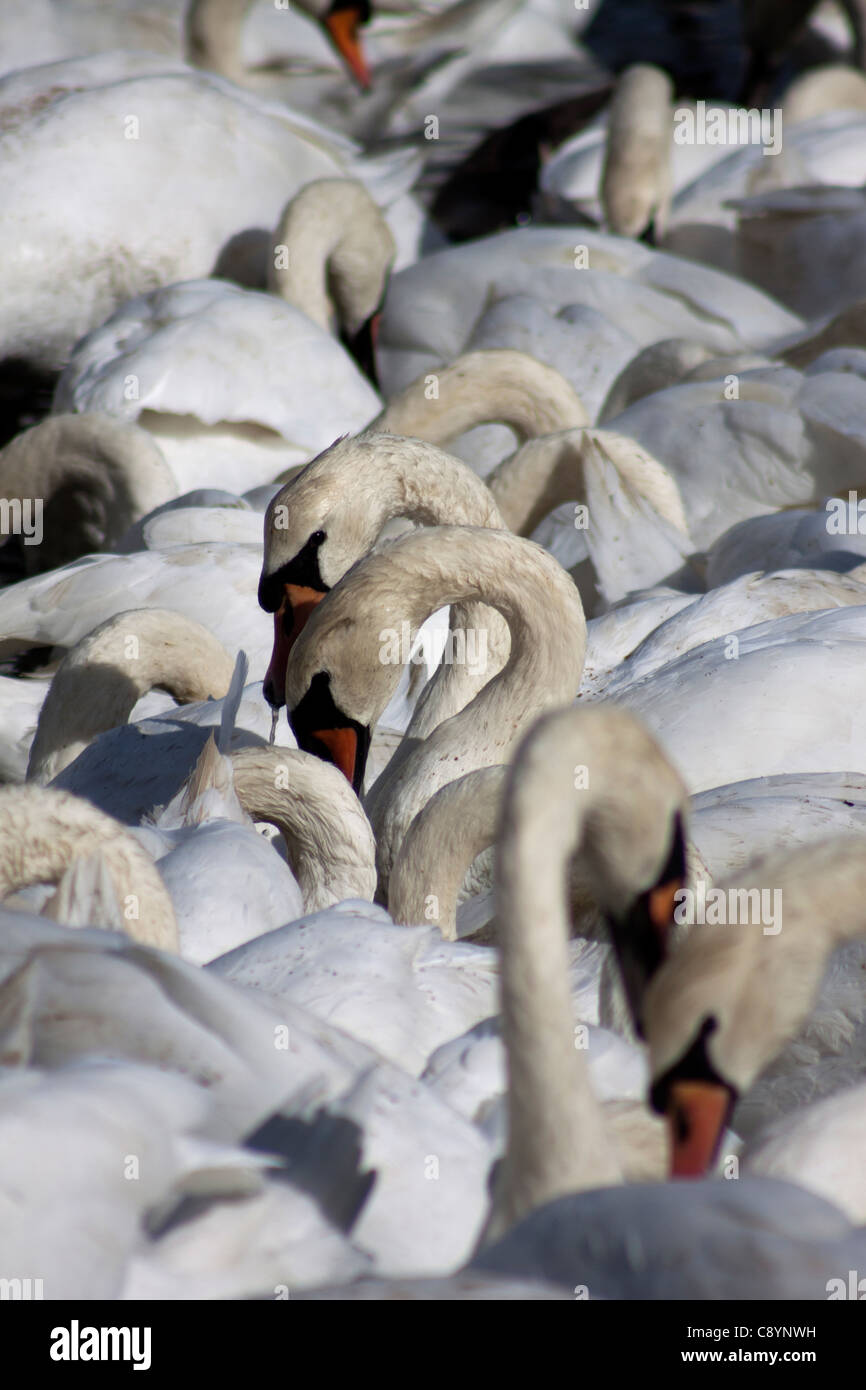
4,0,866,1309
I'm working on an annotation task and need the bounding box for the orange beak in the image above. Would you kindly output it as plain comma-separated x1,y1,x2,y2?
648,876,684,945
323,7,372,90
264,583,325,710
311,726,358,785
667,1080,731,1178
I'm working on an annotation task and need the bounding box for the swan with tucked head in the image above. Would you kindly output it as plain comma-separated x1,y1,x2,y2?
0,414,177,574
229,744,376,909
0,784,179,950
267,178,395,383
27,609,235,784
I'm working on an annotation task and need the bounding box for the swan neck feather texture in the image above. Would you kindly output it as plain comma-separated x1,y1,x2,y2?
388,765,506,937
267,179,396,337
27,609,234,784
229,745,376,910
488,705,690,1237
371,350,588,447
0,785,178,951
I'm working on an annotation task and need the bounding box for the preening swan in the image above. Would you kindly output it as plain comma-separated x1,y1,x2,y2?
0,785,178,950
0,56,415,371
284,526,586,894
26,609,235,784
0,414,178,574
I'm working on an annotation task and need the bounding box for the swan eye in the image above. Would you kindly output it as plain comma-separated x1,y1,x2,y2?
310,530,326,545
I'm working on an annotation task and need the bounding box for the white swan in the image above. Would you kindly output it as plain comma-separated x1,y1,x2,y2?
267,177,395,352
259,419,688,740
455,704,866,1302
0,1057,291,1300
604,363,866,549
186,0,373,91
229,743,376,909
606,601,866,797
589,566,866,698
0,53,416,371
0,785,178,950
284,526,585,894
0,414,178,573
53,279,381,497
643,836,866,1177
27,608,236,784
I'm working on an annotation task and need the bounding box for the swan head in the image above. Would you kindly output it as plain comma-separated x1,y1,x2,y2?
186,0,373,90
642,896,788,1179
259,434,409,709
311,0,373,90
648,1016,735,1182
602,807,688,1034
287,669,372,795
283,533,444,790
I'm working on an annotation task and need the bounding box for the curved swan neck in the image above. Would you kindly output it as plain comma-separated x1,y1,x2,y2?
371,351,588,446
489,706,690,1234
0,414,177,574
267,180,396,337
27,609,235,784
229,745,376,910
264,434,507,582
388,765,506,938
601,64,673,238
186,0,253,81
0,786,178,951
488,427,688,539
356,529,587,893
